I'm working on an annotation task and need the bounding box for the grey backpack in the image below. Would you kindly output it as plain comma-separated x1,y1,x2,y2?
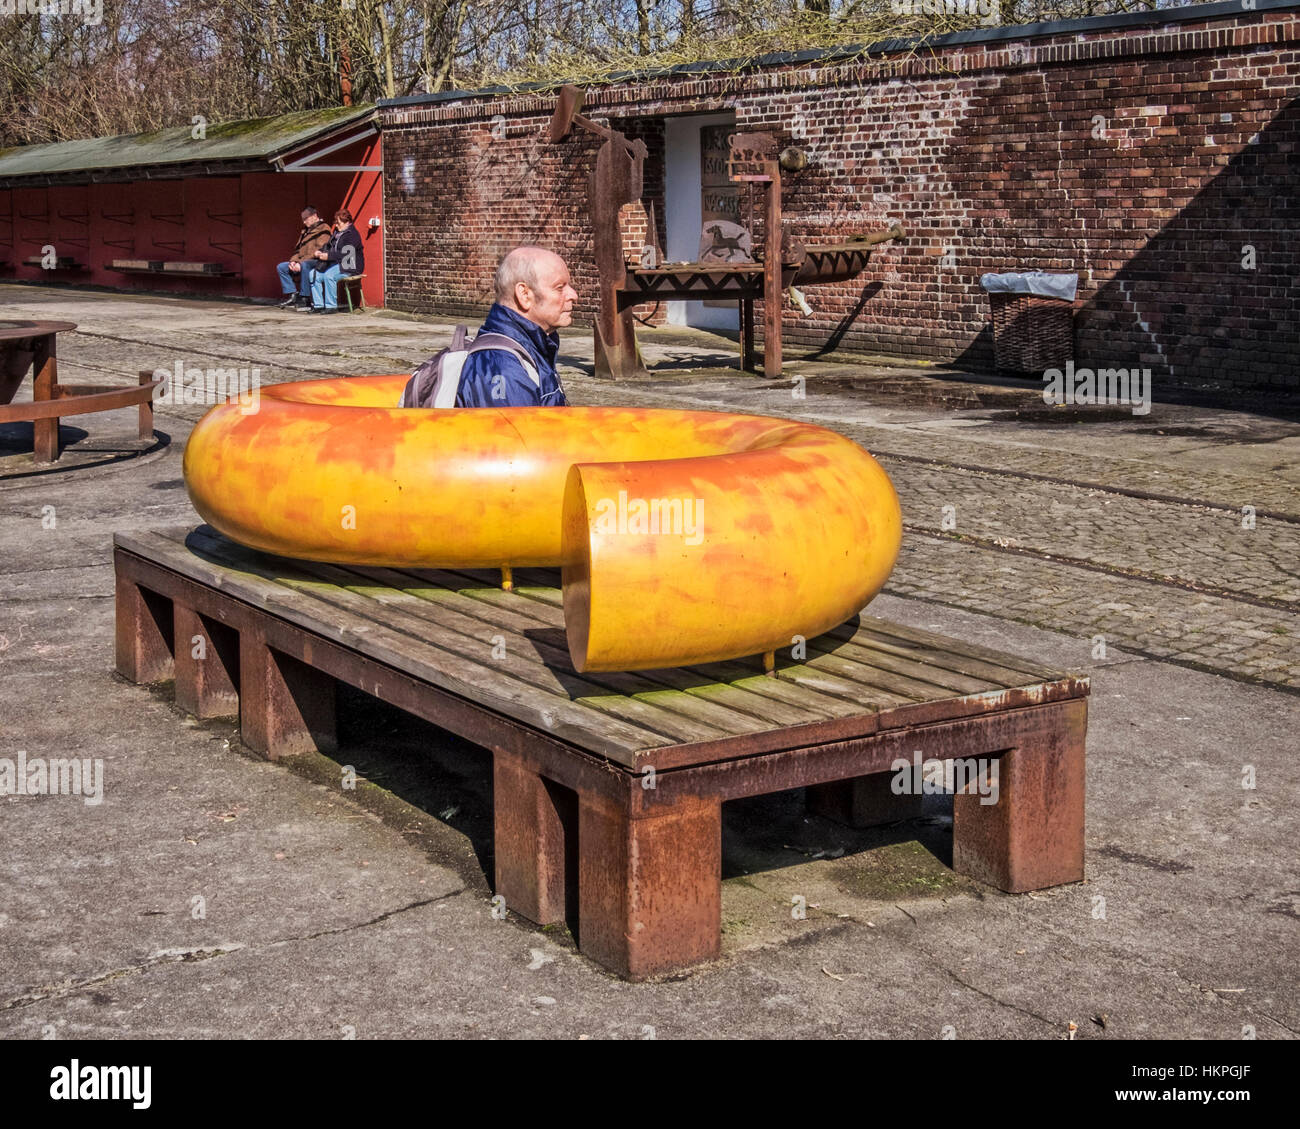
399,326,540,408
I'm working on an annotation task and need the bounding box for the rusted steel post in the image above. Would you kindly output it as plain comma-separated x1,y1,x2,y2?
114,571,174,685
577,785,722,980
137,369,155,441
31,332,58,463
952,697,1087,892
550,86,649,381
763,172,783,379
492,748,573,926
591,136,648,381
807,772,924,827
173,603,239,719
238,631,337,759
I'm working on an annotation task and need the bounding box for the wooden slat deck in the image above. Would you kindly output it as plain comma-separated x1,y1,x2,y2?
115,526,1085,771
114,525,1089,979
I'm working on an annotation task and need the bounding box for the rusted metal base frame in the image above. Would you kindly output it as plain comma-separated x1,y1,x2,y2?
494,700,1084,978
806,707,1088,888
117,553,338,761
114,547,1085,980
32,334,56,464
0,347,158,464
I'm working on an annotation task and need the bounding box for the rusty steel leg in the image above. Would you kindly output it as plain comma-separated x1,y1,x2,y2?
238,631,337,759
763,176,783,379
137,369,155,441
492,747,572,926
807,772,924,828
578,788,721,980
115,572,175,684
31,333,58,463
173,603,239,719
952,698,1087,892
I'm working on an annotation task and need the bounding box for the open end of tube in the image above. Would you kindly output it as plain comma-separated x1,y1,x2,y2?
560,465,592,673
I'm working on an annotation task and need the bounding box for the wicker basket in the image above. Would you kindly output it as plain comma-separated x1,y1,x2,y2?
989,292,1075,375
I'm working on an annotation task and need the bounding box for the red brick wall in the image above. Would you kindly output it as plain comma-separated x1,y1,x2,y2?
381,4,1300,396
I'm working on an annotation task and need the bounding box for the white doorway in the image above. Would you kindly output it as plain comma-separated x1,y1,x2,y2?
663,113,739,332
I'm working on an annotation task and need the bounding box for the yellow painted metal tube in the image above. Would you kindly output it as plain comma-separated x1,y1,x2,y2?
183,374,902,672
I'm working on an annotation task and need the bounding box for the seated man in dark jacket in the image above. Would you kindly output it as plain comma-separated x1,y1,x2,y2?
457,247,574,407
276,207,331,308
306,209,366,314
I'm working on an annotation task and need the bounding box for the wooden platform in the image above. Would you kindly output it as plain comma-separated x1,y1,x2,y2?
115,526,1088,979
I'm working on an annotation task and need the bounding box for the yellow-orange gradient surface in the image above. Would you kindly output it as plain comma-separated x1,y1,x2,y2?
184,374,902,672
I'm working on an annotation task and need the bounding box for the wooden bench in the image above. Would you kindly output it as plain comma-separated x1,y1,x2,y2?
114,525,1088,980
108,259,238,279
22,255,84,271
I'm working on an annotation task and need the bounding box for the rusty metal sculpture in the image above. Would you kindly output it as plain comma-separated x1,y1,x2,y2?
0,320,158,463
549,86,651,380
549,86,904,379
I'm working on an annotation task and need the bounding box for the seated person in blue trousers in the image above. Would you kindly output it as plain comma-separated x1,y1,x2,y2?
275,207,330,309
306,209,365,314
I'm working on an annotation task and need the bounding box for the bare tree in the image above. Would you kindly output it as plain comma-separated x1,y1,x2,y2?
0,0,1215,147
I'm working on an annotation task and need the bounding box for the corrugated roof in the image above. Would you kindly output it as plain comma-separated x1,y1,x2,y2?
0,105,375,183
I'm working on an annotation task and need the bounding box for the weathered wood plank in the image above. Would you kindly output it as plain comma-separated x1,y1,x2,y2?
346,568,816,733
450,567,1026,701
804,633,1002,696
856,616,1066,680
301,564,742,743
484,574,867,714
122,529,662,759
421,567,832,730
831,620,1052,687
177,527,724,745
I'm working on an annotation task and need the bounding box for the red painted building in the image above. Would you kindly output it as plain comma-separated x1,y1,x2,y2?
0,107,384,309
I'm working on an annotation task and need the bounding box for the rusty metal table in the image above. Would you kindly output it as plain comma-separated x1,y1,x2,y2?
0,320,157,463
114,526,1089,980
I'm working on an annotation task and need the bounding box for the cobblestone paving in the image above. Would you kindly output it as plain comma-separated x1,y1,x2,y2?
876,464,1299,608
613,370,1300,518
889,536,1299,692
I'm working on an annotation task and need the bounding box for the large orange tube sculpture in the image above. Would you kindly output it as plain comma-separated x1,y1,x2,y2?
183,374,902,672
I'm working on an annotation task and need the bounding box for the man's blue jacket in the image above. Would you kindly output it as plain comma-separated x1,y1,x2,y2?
457,303,568,408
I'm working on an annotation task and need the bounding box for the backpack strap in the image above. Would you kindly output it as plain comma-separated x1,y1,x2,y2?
465,332,541,389
398,328,544,409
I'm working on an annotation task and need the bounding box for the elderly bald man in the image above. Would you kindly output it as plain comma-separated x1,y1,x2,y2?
456,246,576,407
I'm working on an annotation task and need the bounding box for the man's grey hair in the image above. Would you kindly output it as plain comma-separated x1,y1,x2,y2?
494,246,547,306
